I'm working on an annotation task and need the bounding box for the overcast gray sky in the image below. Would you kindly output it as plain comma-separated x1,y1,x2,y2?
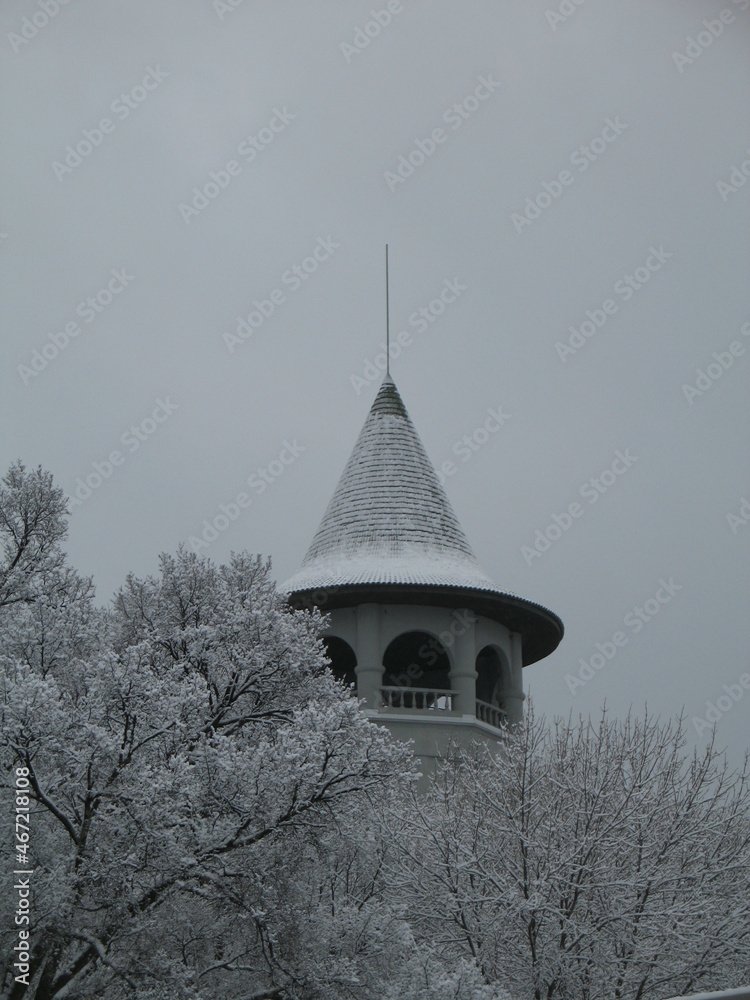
2,0,749,764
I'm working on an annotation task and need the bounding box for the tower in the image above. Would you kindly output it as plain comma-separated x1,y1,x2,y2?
280,375,563,768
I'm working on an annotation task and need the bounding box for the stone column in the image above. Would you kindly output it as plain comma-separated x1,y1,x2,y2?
449,608,476,716
355,603,381,708
509,631,525,724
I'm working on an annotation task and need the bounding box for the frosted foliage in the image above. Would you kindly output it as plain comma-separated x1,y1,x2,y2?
386,708,750,1000
0,460,102,686
0,460,530,998
0,461,85,612
0,523,516,1000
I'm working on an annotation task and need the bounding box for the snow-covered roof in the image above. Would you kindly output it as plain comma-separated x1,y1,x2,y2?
280,376,563,664
281,376,499,594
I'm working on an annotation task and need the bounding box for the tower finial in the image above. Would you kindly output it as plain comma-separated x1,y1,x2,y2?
385,243,390,377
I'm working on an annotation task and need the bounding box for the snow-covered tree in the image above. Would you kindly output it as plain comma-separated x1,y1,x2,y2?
0,462,514,998
0,565,97,680
0,462,70,612
0,460,99,681
3,524,508,1000
388,708,750,1000
1,543,428,999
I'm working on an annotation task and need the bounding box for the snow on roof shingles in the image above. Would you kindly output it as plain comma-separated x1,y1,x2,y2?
281,376,501,594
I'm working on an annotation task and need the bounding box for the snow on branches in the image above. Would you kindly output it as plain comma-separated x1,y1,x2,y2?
386,708,750,1000
1,541,420,999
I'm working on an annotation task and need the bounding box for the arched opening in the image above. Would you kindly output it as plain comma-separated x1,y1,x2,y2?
323,636,357,690
381,630,452,709
476,645,511,722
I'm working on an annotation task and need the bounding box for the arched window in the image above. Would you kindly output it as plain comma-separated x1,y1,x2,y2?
323,636,357,690
475,645,511,708
382,630,451,691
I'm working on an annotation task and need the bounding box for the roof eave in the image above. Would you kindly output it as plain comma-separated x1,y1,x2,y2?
285,581,564,666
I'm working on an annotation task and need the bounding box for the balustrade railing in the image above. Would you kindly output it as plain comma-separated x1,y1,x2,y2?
378,690,510,723
380,687,454,711
475,698,507,729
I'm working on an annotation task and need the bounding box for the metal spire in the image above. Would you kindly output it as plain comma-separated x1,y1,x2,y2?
385,243,390,377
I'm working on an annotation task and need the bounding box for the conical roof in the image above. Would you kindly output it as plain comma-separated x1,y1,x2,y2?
282,376,497,592
281,376,563,665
